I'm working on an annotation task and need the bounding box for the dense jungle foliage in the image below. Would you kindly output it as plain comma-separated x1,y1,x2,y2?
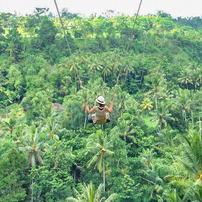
1,8,202,201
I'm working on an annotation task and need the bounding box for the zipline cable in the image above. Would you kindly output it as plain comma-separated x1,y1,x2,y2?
54,0,87,102
111,0,143,101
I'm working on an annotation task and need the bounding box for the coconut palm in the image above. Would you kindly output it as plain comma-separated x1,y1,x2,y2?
1,115,16,135
86,130,114,191
116,119,136,155
191,66,200,90
151,101,174,132
140,96,154,115
85,78,110,107
163,189,183,202
178,66,193,89
123,57,135,81
174,88,191,122
187,90,197,126
66,181,117,202
14,124,26,146
115,87,132,117
94,77,109,99
110,49,121,74
145,67,167,109
159,126,177,146
87,53,103,73
39,105,62,141
45,116,60,141
183,185,202,201
141,148,156,170
18,124,49,168
177,129,202,183
101,55,112,83
196,66,202,87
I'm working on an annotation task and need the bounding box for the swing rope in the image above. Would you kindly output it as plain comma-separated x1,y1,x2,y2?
111,0,143,102
54,0,143,103
54,0,87,102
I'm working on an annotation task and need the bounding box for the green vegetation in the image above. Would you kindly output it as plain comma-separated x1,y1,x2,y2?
1,8,202,201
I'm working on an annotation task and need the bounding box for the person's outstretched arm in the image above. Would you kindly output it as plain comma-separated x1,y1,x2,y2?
105,101,113,113
85,102,96,114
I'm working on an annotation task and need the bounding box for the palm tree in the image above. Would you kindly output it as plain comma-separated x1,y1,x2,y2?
177,129,202,183
163,189,182,202
196,66,202,87
174,88,191,122
191,66,200,90
151,102,174,132
123,57,135,81
95,78,110,98
187,90,197,126
101,54,112,83
115,87,131,117
140,96,154,115
102,64,112,83
110,49,121,74
142,148,158,170
183,185,202,201
39,105,61,141
86,130,114,191
18,124,48,168
87,53,103,73
116,119,136,155
6,41,15,59
66,181,117,202
59,54,84,92
14,124,26,146
45,116,60,141
159,126,177,146
178,66,193,89
1,115,16,135
146,69,167,109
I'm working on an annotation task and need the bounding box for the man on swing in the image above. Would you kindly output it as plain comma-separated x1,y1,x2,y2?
85,96,113,124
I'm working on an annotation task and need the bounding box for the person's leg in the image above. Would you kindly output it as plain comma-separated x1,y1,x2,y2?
88,114,96,123
91,114,96,123
106,113,110,122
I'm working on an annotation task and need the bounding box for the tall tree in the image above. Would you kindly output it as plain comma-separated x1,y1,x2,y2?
0,148,28,201
140,96,154,115
66,181,117,202
18,124,48,168
177,129,202,184
151,101,174,132
116,119,136,154
178,66,193,89
37,16,57,48
0,26,5,54
174,88,191,122
5,28,23,62
86,130,114,191
145,68,167,109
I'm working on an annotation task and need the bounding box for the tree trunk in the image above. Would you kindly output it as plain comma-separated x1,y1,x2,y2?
103,157,105,192
199,116,201,141
191,110,194,126
140,70,144,86
74,69,77,92
31,180,33,202
124,136,127,157
155,94,158,109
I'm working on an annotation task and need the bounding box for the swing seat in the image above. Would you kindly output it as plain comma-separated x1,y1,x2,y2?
88,114,110,124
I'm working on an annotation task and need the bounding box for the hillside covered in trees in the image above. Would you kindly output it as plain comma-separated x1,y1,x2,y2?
1,8,202,201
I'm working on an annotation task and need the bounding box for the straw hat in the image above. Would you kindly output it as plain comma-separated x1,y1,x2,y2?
96,96,105,104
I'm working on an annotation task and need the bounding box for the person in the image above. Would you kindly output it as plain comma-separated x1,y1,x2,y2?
85,96,113,124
